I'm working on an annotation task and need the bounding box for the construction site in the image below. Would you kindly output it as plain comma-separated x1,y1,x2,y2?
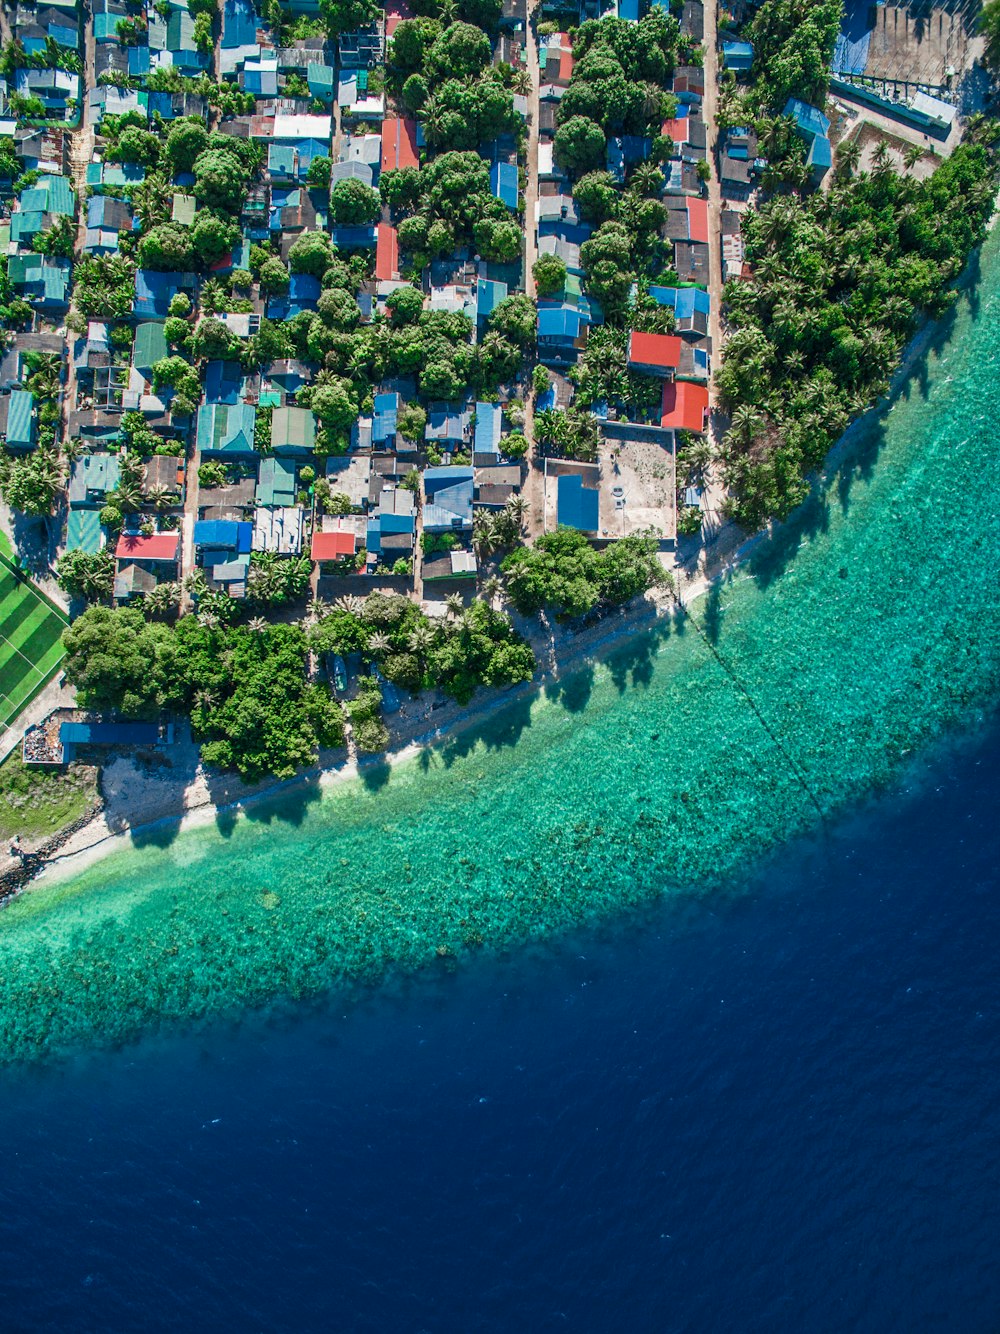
835,0,986,102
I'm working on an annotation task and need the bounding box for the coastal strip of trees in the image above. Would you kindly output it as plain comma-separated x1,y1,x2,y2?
717,0,1000,528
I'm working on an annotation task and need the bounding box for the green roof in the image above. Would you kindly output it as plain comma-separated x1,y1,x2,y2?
66,509,102,554
37,174,75,216
307,63,335,96
255,456,297,507
133,321,169,372
270,405,315,455
197,402,257,456
6,390,36,448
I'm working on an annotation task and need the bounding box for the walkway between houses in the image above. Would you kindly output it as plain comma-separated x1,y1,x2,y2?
62,0,96,465
522,1,544,542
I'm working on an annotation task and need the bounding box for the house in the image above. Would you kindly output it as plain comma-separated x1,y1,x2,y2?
660,380,709,433
253,506,303,553
65,509,104,553
132,322,169,378
307,61,337,102
381,116,419,172
85,194,133,253
375,223,399,283
7,254,71,310
807,133,832,184
722,40,754,73
166,9,209,71
311,528,357,564
557,473,599,532
115,532,180,562
672,65,705,104
426,404,472,448
144,455,184,500
338,24,383,68
783,97,831,142
647,285,710,338
607,135,651,183
474,463,521,507
197,402,257,458
15,67,78,113
113,563,159,601
627,331,683,378
243,57,279,97
500,0,527,28
423,466,474,532
366,488,416,562
490,161,519,211
68,453,121,508
193,519,252,591
270,405,315,455
476,277,508,323
473,402,502,458
372,392,399,448
256,456,297,507
537,303,583,361
134,270,195,319
1,390,36,450
203,360,245,405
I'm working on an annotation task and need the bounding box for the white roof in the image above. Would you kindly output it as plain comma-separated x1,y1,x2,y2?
253,506,303,554
911,90,956,125
538,141,555,176
273,113,332,141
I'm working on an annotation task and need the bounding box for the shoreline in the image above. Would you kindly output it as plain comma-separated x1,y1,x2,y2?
8,228,988,899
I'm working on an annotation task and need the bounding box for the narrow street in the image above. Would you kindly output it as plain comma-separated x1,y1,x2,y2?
521,1,544,541
62,1,96,459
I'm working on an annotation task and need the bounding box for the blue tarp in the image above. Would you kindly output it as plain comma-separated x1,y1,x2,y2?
60,722,160,746
557,474,599,532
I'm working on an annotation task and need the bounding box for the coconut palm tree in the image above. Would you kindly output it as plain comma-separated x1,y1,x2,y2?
308,596,328,619
903,142,924,172
113,478,144,513
336,594,365,616
629,160,664,199
185,569,209,600
836,138,861,177
407,624,434,654
480,575,500,604
729,403,764,448
62,436,85,463
505,495,528,529
198,610,220,630
247,616,268,634
368,631,392,657
145,485,176,513
145,581,180,617
472,511,497,559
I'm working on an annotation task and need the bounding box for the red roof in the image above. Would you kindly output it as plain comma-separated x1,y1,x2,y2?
375,222,399,282
660,382,709,433
381,117,419,173
627,331,682,371
662,117,689,144
311,530,356,561
558,49,574,82
686,198,710,244
115,533,180,562
385,0,412,34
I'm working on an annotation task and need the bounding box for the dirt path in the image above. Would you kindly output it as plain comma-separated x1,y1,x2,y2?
61,1,96,459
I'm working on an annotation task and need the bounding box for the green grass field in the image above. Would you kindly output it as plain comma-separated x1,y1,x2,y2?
0,557,68,734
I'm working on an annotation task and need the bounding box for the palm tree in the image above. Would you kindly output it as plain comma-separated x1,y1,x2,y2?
185,569,209,600
445,592,465,620
113,478,144,513
729,403,764,448
308,596,328,619
480,575,500,604
836,138,861,177
145,582,180,617
903,142,923,172
368,631,392,657
505,495,528,529
145,485,176,513
198,610,220,630
247,616,268,634
336,594,365,617
62,436,85,463
407,624,434,654
629,160,664,199
472,511,497,559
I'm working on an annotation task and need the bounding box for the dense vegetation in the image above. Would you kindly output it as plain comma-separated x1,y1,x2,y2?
717,2,1000,534
62,608,344,781
312,592,535,706
501,530,666,620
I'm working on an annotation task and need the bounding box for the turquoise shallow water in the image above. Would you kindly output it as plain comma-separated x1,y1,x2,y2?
2,235,1000,1063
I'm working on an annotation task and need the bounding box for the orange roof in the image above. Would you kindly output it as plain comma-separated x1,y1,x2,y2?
660,381,709,433
115,533,180,561
375,222,399,282
687,198,710,244
311,530,356,561
558,49,574,82
381,117,419,173
628,331,682,371
662,117,689,144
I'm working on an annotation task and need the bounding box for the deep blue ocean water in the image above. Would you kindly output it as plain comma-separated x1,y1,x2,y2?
2,721,999,1333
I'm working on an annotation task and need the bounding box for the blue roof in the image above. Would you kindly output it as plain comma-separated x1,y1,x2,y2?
808,135,833,168
489,161,519,210
474,402,502,455
204,360,244,406
193,519,252,551
288,273,321,301
557,474,599,532
61,721,160,746
134,269,185,318
476,278,508,319
128,46,151,76
783,97,831,140
538,305,580,340
373,391,398,444
618,0,639,18
222,0,258,47
647,285,710,318
424,466,474,495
